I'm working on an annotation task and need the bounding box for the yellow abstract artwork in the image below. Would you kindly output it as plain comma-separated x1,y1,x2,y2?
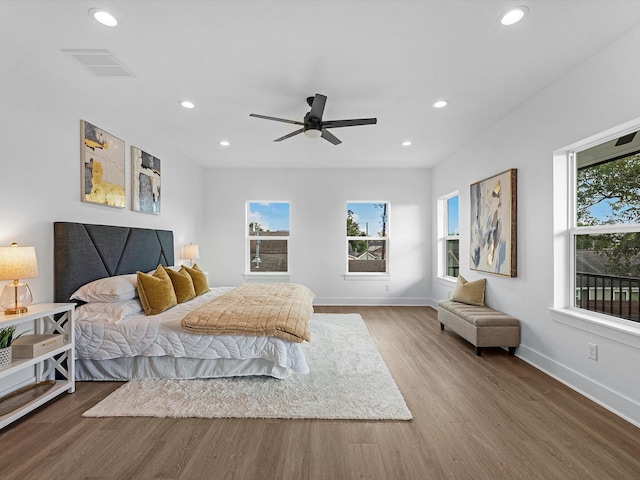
81,120,125,208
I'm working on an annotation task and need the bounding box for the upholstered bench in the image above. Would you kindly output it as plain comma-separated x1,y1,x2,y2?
437,275,520,356
438,300,520,355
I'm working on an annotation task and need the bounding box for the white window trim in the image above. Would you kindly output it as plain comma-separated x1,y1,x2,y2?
245,200,290,276
553,117,640,338
343,273,392,281
345,201,390,276
437,191,459,280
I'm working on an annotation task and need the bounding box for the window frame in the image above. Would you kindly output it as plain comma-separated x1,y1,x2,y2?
437,191,460,280
568,150,640,323
552,118,640,346
345,201,390,276
245,201,290,276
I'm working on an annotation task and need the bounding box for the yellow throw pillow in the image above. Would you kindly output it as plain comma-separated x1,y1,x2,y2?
166,267,196,304
136,265,178,315
182,264,209,296
451,275,486,306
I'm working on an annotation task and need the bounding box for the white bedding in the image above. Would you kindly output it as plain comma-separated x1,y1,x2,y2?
75,287,310,378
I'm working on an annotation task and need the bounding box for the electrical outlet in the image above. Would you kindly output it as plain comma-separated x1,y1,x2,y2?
587,343,598,360
385,284,391,291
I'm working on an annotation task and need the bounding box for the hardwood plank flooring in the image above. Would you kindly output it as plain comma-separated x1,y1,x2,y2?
1,306,639,480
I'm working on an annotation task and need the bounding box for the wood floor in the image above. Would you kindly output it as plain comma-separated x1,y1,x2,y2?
1,306,639,480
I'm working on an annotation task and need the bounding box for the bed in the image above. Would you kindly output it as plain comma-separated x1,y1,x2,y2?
53,222,312,380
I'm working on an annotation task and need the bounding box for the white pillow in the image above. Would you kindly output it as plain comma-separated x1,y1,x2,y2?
146,265,180,274
75,299,143,323
70,274,138,303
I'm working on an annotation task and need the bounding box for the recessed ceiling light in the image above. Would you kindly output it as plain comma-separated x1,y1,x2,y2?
89,8,118,27
499,6,529,26
220,140,230,147
402,141,412,147
433,100,448,108
181,100,195,109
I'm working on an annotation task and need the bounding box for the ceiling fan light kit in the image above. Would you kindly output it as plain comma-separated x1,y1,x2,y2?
250,93,377,145
304,129,322,139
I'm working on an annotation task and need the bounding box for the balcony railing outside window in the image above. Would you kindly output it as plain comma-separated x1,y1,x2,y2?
575,271,640,323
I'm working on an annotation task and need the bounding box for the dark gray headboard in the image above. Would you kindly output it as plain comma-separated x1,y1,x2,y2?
54,222,174,303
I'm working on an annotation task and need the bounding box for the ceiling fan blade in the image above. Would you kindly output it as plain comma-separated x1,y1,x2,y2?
308,94,327,120
250,113,304,126
321,129,342,145
322,118,377,128
274,128,304,142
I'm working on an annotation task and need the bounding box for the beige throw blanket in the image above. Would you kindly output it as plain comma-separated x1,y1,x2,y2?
180,283,315,342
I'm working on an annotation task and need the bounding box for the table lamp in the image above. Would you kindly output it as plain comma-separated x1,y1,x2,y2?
0,243,39,314
184,243,199,267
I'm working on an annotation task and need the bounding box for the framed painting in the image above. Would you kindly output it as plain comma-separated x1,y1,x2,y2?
131,146,161,215
81,120,125,208
470,168,517,277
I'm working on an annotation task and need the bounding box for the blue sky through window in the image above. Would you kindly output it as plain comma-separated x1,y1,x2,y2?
347,202,388,237
248,202,289,232
447,196,459,235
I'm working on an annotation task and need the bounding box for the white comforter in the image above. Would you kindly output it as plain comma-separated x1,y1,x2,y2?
74,288,309,374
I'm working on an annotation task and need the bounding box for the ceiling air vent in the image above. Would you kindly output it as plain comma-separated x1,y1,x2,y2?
61,49,135,78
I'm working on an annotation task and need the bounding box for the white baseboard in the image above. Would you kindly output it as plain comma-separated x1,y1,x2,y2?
517,344,640,428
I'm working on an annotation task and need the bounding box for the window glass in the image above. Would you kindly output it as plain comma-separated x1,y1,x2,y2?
346,202,388,273
576,151,640,226
247,202,289,273
575,233,640,322
438,193,460,278
572,130,640,323
247,202,290,235
447,195,459,236
446,195,459,278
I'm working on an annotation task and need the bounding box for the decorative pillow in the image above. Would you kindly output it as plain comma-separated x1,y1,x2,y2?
75,299,143,323
182,264,209,296
166,267,196,304
451,275,486,306
70,274,138,303
136,265,178,315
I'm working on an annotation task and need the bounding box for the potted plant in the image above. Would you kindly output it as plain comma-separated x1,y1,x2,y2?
0,325,24,368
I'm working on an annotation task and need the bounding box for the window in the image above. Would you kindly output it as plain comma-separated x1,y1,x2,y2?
346,202,388,273
438,193,460,278
571,130,640,323
246,202,289,273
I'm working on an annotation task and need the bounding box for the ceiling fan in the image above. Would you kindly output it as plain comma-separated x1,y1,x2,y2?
249,93,377,145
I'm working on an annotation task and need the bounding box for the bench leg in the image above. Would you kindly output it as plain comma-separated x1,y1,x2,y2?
440,322,444,331
508,347,516,356
476,346,482,356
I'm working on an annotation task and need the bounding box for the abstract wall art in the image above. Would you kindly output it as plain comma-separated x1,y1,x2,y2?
81,120,126,208
131,146,161,215
470,168,517,277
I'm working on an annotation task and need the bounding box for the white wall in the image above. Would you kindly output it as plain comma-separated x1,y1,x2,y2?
203,168,431,305
431,22,640,426
0,72,206,306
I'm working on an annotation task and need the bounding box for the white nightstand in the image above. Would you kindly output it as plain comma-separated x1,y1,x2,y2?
0,303,75,429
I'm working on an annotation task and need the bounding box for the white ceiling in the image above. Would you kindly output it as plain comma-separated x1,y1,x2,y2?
3,0,640,169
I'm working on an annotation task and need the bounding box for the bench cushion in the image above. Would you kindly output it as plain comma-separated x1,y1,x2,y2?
438,300,519,327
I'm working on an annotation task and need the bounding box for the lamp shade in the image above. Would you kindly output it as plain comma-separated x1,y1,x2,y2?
0,244,39,280
0,243,38,314
184,244,199,260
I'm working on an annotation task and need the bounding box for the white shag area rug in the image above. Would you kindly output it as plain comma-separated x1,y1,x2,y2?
82,313,412,420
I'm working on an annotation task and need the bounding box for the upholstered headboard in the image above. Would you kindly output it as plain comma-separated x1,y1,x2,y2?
54,222,174,303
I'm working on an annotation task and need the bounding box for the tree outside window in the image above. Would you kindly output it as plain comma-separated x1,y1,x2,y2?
346,202,389,273
573,133,640,322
